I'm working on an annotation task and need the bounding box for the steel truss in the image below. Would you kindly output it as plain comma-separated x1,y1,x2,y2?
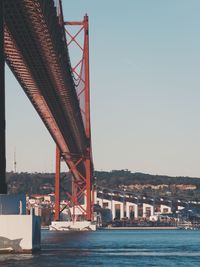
54,10,94,222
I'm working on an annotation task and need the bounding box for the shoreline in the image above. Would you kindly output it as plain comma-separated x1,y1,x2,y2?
99,226,178,230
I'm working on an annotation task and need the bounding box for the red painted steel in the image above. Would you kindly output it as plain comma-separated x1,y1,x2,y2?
55,146,61,221
4,0,87,180
63,14,93,221
84,16,92,220
4,0,94,221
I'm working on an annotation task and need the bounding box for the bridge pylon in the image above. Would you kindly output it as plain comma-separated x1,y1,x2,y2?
54,10,94,224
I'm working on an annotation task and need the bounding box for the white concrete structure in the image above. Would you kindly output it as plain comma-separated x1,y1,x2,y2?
112,200,124,219
93,190,97,204
96,198,112,210
96,197,124,220
126,202,138,219
0,194,41,253
50,221,96,231
0,215,41,252
95,191,175,221
51,203,96,231
143,203,154,218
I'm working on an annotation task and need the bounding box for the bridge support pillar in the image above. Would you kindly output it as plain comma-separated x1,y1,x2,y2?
64,15,94,222
54,146,61,221
86,158,91,221
0,0,7,194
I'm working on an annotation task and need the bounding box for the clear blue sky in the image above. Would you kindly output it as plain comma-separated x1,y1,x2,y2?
5,0,200,177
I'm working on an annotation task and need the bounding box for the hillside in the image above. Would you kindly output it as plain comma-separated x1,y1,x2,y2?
95,169,200,186
95,170,200,200
6,170,200,200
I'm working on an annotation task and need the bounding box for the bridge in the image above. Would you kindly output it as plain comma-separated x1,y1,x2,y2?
0,0,94,222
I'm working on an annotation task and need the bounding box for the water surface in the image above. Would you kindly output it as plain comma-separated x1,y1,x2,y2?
1,229,200,266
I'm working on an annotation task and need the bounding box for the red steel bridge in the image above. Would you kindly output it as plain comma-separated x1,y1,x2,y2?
0,0,94,221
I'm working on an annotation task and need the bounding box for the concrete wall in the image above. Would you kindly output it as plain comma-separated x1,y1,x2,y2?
50,221,96,231
112,200,124,220
126,202,138,219
95,195,159,220
96,198,124,220
143,203,154,218
0,194,26,215
0,215,41,252
96,197,141,220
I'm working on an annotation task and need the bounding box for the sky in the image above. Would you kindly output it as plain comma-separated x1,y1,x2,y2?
5,0,200,177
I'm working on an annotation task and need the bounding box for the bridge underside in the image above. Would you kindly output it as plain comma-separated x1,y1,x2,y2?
4,0,93,220
4,0,88,172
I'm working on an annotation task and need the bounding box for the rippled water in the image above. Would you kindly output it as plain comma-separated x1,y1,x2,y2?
1,229,200,266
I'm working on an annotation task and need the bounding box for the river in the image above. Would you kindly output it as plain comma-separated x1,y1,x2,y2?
1,229,200,266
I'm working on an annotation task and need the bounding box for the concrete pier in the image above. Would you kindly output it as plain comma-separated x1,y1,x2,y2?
0,215,41,253
50,221,96,231
0,194,41,253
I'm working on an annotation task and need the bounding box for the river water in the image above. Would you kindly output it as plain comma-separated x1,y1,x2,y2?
1,229,200,266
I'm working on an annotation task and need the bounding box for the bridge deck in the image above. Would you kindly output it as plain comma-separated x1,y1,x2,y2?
4,0,88,175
